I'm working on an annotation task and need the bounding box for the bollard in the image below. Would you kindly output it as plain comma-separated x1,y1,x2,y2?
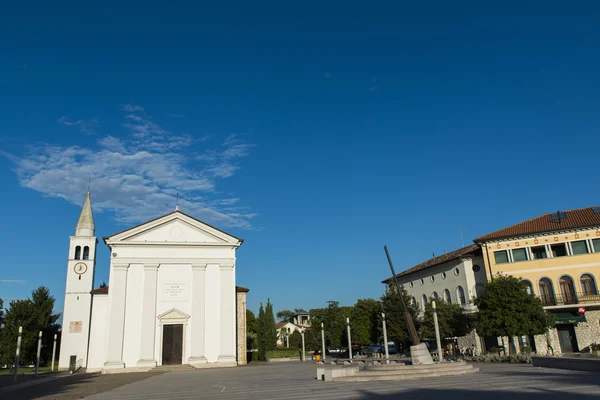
35,331,42,377
301,330,306,361
51,334,57,372
14,326,23,382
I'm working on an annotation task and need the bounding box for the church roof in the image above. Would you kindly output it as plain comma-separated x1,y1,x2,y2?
75,191,95,236
91,285,250,295
103,209,243,244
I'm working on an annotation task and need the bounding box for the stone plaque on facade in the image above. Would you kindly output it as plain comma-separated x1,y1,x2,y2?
69,321,82,333
163,283,188,301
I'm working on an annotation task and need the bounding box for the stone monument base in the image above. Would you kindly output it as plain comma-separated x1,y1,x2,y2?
410,343,434,365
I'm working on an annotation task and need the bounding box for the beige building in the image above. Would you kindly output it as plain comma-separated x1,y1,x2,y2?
475,206,600,354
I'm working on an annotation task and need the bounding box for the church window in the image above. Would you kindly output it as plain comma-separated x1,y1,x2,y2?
83,246,90,260
75,246,81,260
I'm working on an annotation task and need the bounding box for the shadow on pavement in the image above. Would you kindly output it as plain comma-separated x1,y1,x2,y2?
358,387,599,399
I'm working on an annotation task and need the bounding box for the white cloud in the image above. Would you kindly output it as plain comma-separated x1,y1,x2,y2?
6,107,256,228
120,104,144,112
0,280,27,284
57,116,99,135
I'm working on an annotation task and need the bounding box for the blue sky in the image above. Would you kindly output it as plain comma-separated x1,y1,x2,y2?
1,1,600,316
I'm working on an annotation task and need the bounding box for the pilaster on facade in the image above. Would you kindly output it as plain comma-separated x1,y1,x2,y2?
137,263,159,367
218,263,236,362
104,264,129,369
188,263,208,365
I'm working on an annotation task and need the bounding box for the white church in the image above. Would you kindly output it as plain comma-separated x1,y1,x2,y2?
58,191,249,373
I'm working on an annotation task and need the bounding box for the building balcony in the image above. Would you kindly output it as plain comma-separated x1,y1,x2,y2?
540,291,600,309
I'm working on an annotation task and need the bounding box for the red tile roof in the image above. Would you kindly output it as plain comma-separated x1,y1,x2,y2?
90,286,108,295
90,285,250,295
382,244,480,283
474,207,600,242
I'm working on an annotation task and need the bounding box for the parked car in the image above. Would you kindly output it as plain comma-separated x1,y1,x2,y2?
327,347,342,354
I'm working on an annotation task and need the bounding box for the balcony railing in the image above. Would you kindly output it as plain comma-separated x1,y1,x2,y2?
539,291,600,307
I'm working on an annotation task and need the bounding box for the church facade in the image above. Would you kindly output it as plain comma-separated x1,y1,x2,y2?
59,192,248,373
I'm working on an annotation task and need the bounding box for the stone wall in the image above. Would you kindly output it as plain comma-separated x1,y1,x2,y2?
236,291,247,365
534,329,562,356
457,329,483,355
574,310,600,353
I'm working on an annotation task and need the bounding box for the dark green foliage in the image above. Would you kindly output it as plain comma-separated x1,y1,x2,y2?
246,309,257,350
475,275,554,341
256,304,266,360
288,330,302,348
420,300,471,341
349,298,382,345
380,284,418,345
256,299,277,360
276,310,294,323
309,301,352,348
0,286,61,367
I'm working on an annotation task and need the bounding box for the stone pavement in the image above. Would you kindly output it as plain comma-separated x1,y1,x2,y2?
5,370,162,400
81,362,600,400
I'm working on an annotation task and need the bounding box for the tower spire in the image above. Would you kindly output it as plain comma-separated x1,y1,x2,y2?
75,190,95,236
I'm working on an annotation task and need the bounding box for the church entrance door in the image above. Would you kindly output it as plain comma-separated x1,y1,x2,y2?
162,324,183,365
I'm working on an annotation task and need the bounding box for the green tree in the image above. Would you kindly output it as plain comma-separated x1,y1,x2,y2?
246,309,257,350
475,275,555,353
350,298,381,345
0,286,61,367
276,310,294,323
288,330,302,348
380,283,418,347
420,300,471,343
264,299,278,351
256,304,266,360
0,297,4,326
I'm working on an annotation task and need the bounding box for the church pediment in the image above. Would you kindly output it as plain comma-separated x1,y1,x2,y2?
157,308,190,320
103,210,243,246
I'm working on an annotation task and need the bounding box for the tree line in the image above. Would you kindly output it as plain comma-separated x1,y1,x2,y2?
0,286,61,368
253,275,554,354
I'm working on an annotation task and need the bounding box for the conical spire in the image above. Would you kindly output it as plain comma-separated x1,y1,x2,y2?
75,191,95,236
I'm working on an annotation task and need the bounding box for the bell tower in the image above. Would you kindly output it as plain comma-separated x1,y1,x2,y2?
58,191,98,370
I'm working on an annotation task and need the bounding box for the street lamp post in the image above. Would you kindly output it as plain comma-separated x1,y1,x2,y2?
52,334,58,372
35,331,42,377
432,301,443,362
346,318,353,361
321,323,326,362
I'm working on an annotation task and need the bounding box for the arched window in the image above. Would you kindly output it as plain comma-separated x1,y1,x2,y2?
443,289,452,303
422,294,428,308
456,286,466,305
522,280,534,295
83,246,90,260
432,292,439,300
74,246,81,260
581,274,598,296
559,275,577,305
539,278,556,306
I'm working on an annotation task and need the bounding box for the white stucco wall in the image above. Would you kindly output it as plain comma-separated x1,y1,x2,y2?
100,212,240,371
87,294,108,370
396,255,485,315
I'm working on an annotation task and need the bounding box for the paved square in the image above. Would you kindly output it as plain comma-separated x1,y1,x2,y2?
82,362,599,400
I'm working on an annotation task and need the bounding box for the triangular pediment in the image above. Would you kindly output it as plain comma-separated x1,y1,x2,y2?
158,308,190,320
104,210,242,246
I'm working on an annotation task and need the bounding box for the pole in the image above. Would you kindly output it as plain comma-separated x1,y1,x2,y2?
384,245,420,346
35,331,42,377
13,326,22,382
52,334,57,372
321,323,326,362
286,329,289,348
432,301,443,362
346,317,352,361
301,330,306,361
382,313,390,364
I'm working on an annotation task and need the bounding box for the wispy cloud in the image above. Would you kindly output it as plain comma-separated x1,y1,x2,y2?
120,103,144,112
58,117,99,135
4,106,256,228
324,72,332,79
0,280,27,284
368,86,380,93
